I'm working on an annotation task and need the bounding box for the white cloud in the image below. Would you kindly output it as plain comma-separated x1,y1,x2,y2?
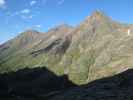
58,0,64,5
21,9,30,14
27,24,41,30
0,0,5,7
30,0,37,6
8,8,33,20
35,24,41,28
21,15,33,19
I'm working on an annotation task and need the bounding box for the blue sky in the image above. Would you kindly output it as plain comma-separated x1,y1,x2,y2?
0,0,133,44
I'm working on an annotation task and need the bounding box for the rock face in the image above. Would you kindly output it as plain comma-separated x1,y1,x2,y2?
0,11,133,85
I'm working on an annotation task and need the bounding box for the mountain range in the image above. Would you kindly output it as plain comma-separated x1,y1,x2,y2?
0,11,133,86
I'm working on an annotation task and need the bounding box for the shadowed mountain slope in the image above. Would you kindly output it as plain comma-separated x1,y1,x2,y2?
0,67,76,99
48,69,133,100
0,67,133,100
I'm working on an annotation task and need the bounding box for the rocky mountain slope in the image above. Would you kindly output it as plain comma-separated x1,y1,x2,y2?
0,11,133,85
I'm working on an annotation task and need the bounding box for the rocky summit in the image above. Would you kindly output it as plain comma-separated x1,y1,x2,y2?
0,11,133,99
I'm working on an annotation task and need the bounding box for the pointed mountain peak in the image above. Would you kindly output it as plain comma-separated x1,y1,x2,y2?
88,10,109,21
91,10,105,18
83,10,111,26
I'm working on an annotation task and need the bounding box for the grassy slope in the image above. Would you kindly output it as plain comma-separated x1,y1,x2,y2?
0,11,133,85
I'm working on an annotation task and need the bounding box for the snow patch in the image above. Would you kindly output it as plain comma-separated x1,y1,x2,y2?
51,35,56,39
127,29,131,36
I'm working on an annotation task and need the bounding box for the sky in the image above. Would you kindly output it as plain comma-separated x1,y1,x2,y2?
0,0,133,44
